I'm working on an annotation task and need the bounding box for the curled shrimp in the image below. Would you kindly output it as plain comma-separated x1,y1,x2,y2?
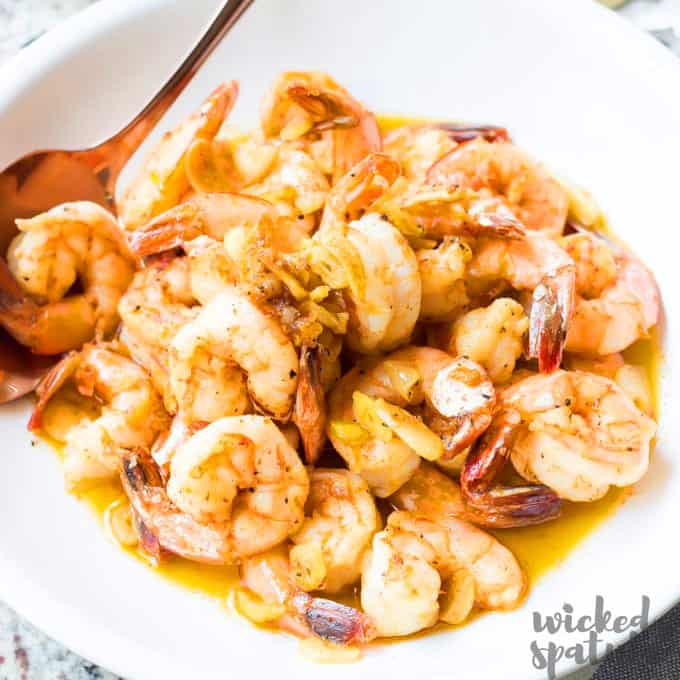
383,123,509,182
317,152,401,233
486,370,657,502
394,460,544,529
0,202,134,354
290,468,380,593
468,229,576,372
119,81,239,230
122,415,309,564
261,71,381,181
416,237,471,321
443,297,530,384
561,231,660,355
327,347,495,496
383,125,458,181
361,510,526,637
427,138,568,237
292,344,327,464
129,192,277,259
312,154,420,353
242,145,330,217
118,255,198,408
30,344,168,489
169,286,298,423
239,545,375,645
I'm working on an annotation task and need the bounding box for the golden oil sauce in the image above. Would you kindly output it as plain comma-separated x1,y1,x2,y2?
37,115,663,636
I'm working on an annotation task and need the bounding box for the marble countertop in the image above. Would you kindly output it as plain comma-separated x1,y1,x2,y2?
0,1,679,679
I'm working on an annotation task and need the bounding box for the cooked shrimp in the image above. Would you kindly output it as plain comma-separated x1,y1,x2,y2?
327,347,495,496
243,145,330,217
392,186,526,241
417,237,471,321
261,71,381,181
290,469,379,593
317,152,401,233
29,345,168,489
488,370,657,502
118,255,198,408
343,213,421,353
384,121,509,181
361,510,526,636
427,138,568,237
169,287,298,423
122,416,309,564
564,352,655,416
1,202,134,354
383,125,458,180
468,229,575,372
239,545,375,645
394,460,549,529
445,298,529,383
561,231,660,355
119,81,238,230
129,192,277,258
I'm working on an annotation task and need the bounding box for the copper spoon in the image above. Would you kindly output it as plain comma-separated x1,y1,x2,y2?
0,0,253,403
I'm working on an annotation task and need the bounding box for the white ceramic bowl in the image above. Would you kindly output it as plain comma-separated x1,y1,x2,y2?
0,1,678,678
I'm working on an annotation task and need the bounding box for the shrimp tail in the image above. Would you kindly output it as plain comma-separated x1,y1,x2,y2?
436,123,510,144
293,344,327,464
292,592,376,645
28,350,81,431
461,410,562,528
342,153,401,218
528,265,575,373
132,512,166,565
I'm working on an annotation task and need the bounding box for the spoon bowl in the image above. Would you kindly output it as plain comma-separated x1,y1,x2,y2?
0,0,253,403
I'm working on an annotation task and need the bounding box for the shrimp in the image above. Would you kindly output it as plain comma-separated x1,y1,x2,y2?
243,145,330,218
394,459,549,529
445,297,529,383
118,81,239,230
327,347,495,496
0,202,134,354
118,255,198,408
564,352,655,417
260,71,381,181
467,229,576,372
29,345,169,490
477,370,657,503
416,237,471,321
384,121,510,182
341,212,421,353
309,154,421,353
427,138,568,237
317,152,401,233
360,510,526,637
239,545,375,645
561,231,660,355
129,192,277,259
169,287,298,423
122,416,309,564
290,469,380,593
383,125,458,180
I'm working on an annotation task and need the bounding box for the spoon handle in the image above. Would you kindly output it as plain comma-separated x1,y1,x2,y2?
92,0,254,190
